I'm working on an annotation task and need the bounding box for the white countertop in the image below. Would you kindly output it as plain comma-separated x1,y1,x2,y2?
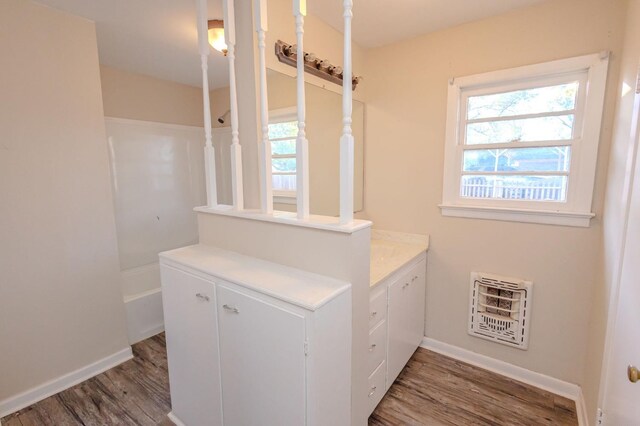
160,244,351,311
370,230,429,288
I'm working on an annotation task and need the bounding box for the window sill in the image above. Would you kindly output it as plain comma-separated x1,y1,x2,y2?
439,204,595,227
274,194,296,205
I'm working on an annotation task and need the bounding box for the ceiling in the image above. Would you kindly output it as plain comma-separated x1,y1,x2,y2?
33,0,229,89
33,0,550,89
308,0,550,48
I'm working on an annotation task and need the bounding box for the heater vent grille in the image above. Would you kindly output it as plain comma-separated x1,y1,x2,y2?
468,272,532,350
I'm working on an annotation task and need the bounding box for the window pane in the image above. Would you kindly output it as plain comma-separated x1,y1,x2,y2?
272,158,296,172
467,82,579,120
272,139,296,155
463,147,570,173
466,114,574,145
268,121,298,139
272,174,296,191
460,175,567,202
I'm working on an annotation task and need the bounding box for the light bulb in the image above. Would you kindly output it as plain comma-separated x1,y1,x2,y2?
208,27,227,54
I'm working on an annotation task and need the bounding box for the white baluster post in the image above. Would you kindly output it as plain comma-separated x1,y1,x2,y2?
255,0,273,214
339,0,354,224
293,0,310,219
224,0,244,210
196,0,218,208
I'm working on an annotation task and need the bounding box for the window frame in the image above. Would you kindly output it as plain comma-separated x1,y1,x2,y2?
440,53,610,227
269,107,298,204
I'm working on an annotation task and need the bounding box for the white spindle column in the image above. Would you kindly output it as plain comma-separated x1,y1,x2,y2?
224,0,244,210
294,0,310,219
255,0,273,214
196,0,218,208
339,0,354,224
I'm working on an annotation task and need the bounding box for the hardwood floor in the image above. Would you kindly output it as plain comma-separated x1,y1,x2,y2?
2,334,577,425
369,348,578,426
2,334,174,426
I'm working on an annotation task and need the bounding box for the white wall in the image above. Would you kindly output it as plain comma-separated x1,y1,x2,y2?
0,0,129,404
359,0,626,388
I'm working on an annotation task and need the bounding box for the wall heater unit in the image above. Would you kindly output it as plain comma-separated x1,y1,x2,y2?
468,272,532,350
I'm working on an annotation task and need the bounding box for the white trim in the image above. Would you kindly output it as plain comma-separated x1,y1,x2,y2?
194,205,372,233
420,337,588,425
440,204,594,227
167,412,187,426
0,347,133,418
274,193,296,205
442,53,609,227
104,116,205,132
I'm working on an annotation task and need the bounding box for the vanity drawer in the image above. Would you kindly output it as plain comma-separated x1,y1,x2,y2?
367,360,386,416
368,320,387,375
369,285,387,329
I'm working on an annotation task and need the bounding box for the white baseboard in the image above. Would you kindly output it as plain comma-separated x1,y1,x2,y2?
124,287,164,344
168,412,186,426
420,337,588,426
0,347,133,418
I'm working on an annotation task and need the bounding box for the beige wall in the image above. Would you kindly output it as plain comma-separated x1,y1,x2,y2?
360,0,626,388
584,0,640,419
100,65,204,127
0,0,129,403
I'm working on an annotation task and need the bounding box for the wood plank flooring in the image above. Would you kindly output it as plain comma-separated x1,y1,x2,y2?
2,334,174,426
369,348,578,425
2,334,577,425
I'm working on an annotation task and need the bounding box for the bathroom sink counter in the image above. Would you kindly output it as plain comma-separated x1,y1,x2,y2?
370,230,429,288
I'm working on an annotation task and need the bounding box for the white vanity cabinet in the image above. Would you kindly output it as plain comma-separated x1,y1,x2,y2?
366,253,426,416
159,245,352,426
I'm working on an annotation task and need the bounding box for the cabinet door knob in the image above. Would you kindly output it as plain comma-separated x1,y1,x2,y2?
370,311,377,318
195,293,210,302
402,282,410,289
223,304,240,314
368,386,377,397
369,343,377,352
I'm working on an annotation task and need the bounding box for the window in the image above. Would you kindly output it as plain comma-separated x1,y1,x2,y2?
269,108,298,203
441,53,609,227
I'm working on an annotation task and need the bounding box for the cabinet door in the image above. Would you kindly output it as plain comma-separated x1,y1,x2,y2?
387,272,413,385
160,265,223,426
408,259,427,350
387,258,427,385
217,284,306,426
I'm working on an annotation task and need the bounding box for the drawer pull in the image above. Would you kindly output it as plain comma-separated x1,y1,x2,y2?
223,304,240,313
368,386,377,397
368,343,377,352
195,293,210,302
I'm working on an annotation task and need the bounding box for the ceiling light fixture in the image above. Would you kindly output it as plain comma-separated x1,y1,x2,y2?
207,20,227,55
